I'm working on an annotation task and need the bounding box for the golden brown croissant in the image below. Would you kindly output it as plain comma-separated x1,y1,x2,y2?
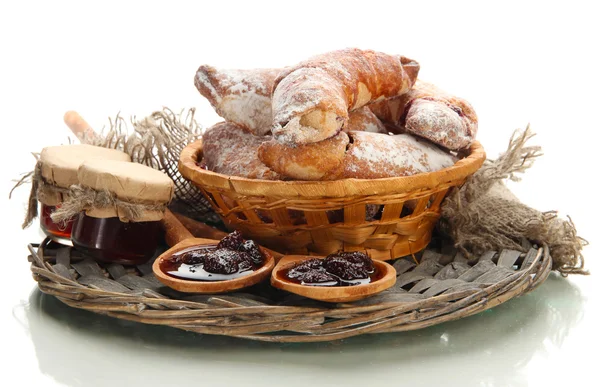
202,122,281,180
346,106,387,134
258,132,350,181
194,66,280,136
258,131,456,181
271,48,419,145
195,65,386,135
338,131,457,179
369,80,478,150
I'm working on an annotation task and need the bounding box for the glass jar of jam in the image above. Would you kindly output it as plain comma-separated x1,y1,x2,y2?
69,160,174,265
71,214,162,265
36,144,131,244
40,204,74,242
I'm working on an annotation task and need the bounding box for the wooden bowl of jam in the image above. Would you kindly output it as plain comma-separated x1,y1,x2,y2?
153,231,275,294
271,252,396,303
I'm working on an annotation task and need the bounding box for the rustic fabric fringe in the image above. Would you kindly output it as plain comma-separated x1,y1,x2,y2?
17,161,75,229
440,125,588,276
20,163,41,229
51,185,168,224
13,108,218,228
81,108,214,222
10,152,39,228
9,170,34,201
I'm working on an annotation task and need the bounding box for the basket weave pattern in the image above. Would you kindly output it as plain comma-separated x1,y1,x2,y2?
179,141,486,258
29,238,551,343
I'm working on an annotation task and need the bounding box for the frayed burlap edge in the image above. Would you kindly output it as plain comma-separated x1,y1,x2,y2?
11,108,218,227
79,108,213,221
16,161,74,229
19,162,41,229
440,125,588,276
51,185,169,224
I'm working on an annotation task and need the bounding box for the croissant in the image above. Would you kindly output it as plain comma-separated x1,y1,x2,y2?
194,66,280,136
369,80,477,150
195,65,386,135
258,131,456,181
338,131,457,179
347,106,387,134
258,132,349,181
271,48,419,145
202,122,281,180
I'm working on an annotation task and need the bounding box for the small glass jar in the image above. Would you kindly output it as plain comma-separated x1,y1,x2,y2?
71,214,161,265
36,144,131,244
70,160,174,265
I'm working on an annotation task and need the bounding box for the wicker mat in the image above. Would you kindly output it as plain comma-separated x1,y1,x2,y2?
28,238,551,343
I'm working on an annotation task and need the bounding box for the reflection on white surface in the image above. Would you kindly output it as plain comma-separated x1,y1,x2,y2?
16,273,586,387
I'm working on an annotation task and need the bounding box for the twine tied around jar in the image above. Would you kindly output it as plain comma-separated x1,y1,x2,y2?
50,184,170,224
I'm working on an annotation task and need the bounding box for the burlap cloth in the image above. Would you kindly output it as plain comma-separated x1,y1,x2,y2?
13,108,218,228
83,108,216,223
440,126,588,276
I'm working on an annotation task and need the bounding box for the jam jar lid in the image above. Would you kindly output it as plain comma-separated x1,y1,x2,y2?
77,160,174,221
38,144,131,205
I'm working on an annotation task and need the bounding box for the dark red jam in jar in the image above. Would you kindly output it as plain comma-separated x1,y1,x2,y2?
36,144,132,245
68,160,174,266
40,204,74,241
285,252,380,287
71,214,161,265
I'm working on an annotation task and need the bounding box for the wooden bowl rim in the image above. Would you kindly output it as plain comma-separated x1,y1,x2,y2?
178,137,486,198
152,238,275,294
270,255,397,303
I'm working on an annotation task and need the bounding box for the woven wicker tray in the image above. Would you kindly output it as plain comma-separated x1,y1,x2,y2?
28,235,552,343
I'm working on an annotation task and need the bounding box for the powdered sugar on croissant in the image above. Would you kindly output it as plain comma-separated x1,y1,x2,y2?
271,48,419,145
346,107,387,134
258,131,456,181
370,80,478,150
202,122,281,180
258,132,350,181
195,65,388,137
194,66,280,135
340,132,456,179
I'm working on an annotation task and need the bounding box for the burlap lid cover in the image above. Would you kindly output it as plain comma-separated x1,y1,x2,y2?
39,144,131,206
78,159,174,221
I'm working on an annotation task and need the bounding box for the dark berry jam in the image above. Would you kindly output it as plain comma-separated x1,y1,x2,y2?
161,232,265,281
285,252,380,287
71,213,161,265
217,230,244,250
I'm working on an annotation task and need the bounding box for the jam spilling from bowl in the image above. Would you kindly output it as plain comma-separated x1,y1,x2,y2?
161,231,265,281
285,251,378,287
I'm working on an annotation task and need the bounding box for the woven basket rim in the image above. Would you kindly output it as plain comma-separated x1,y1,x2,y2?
29,239,552,343
178,139,486,198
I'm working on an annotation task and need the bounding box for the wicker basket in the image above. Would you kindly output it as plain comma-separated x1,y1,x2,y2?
179,141,486,259
28,237,551,343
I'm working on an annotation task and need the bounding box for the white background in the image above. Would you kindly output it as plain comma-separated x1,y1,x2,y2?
1,1,599,386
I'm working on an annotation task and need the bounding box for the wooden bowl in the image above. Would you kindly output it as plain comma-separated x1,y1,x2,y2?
153,238,275,294
270,255,396,303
